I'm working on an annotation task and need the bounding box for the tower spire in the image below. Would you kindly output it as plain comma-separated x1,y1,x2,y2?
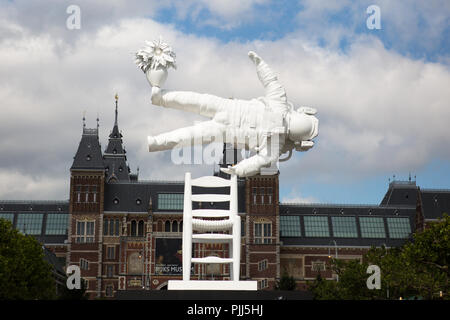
115,93,118,126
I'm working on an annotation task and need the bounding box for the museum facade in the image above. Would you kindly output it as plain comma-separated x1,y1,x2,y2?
1,101,448,299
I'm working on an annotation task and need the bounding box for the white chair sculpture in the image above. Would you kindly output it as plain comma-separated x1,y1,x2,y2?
168,173,257,290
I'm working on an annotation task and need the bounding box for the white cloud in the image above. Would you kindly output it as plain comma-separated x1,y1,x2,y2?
0,170,68,200
281,189,318,204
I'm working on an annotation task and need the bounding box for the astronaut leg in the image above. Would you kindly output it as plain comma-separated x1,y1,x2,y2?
153,90,236,119
148,120,226,152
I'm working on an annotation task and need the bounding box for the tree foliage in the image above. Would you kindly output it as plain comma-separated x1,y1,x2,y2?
275,271,297,290
0,218,56,300
309,214,449,300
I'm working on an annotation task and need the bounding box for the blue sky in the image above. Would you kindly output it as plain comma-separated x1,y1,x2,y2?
0,0,449,203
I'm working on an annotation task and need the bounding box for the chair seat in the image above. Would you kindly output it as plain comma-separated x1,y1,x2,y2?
192,218,234,231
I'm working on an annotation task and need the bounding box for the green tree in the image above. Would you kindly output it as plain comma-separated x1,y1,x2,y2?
309,214,449,300
275,271,297,290
0,218,56,299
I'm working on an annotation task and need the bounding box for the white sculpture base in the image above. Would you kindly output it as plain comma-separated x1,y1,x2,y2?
168,280,257,291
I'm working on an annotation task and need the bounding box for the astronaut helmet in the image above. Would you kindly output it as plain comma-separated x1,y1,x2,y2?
287,107,319,143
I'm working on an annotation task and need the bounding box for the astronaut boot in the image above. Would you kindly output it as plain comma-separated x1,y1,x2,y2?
151,86,163,106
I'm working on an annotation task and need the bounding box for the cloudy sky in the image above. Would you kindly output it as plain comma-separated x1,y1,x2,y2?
0,0,449,204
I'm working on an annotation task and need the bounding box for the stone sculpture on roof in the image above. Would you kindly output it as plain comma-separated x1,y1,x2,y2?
135,37,319,177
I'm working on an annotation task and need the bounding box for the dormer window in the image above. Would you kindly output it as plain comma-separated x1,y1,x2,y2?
113,149,117,154
119,167,123,172
136,199,142,205
86,155,91,161
113,198,119,205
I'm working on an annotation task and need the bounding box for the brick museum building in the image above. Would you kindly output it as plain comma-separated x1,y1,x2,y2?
1,99,449,299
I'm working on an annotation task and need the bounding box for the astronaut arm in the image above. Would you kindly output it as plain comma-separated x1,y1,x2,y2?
248,51,287,103
220,153,273,177
221,136,283,177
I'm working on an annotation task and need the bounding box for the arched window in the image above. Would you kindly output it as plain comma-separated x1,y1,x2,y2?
115,219,119,236
131,220,137,236
165,220,171,232
179,221,183,233
172,220,178,233
138,220,144,237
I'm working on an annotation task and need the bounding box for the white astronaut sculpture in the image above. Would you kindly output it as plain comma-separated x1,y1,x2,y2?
136,38,318,177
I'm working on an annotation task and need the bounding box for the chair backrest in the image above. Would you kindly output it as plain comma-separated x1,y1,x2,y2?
184,173,238,218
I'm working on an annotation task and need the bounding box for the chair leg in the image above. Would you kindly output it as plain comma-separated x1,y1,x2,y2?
182,221,192,281
232,215,241,281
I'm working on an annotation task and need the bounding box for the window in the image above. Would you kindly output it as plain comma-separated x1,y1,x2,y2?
312,261,326,272
172,220,178,233
267,187,273,204
130,220,137,236
107,246,115,259
92,186,97,203
387,217,411,239
252,188,257,204
304,216,329,237
157,193,183,210
106,285,113,297
180,221,183,233
258,279,268,289
104,219,120,236
106,265,114,277
360,217,386,238
260,188,265,204
76,220,95,243
280,216,301,237
80,258,89,270
0,213,14,224
109,218,114,235
165,220,171,232
75,186,81,202
138,220,144,236
254,222,272,244
331,216,358,238
241,219,245,237
17,213,43,235
115,219,119,236
258,259,268,271
45,214,68,235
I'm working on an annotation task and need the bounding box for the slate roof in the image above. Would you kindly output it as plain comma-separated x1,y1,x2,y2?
420,188,450,219
0,200,69,212
71,128,104,170
379,180,450,220
103,179,247,213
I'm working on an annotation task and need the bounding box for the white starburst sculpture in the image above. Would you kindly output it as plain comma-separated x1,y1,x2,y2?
135,37,176,87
